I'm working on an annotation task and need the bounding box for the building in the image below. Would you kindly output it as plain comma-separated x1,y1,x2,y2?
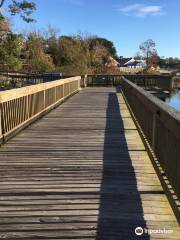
124,58,147,68
105,56,120,68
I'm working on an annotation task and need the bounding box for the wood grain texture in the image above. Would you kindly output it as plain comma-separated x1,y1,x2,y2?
0,77,81,102
0,77,81,139
0,87,179,239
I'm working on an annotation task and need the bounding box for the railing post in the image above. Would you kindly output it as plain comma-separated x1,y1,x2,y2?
152,112,156,150
152,110,160,151
78,77,81,89
0,106,3,143
26,94,29,120
54,85,57,103
68,82,70,95
44,85,46,109
83,75,87,88
170,77,174,91
63,83,64,98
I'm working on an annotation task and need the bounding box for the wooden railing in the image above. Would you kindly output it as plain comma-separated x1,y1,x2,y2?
85,75,123,86
83,74,173,90
125,74,173,90
121,77,180,221
0,72,64,90
0,76,81,142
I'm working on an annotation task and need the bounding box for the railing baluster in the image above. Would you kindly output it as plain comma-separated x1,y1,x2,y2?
121,76,180,223
0,76,81,142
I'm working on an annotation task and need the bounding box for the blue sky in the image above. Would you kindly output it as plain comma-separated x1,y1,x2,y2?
3,0,180,57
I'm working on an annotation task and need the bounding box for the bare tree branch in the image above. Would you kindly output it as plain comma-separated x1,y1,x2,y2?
0,0,5,8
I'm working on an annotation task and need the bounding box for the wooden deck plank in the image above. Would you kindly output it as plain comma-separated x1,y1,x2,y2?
0,87,179,239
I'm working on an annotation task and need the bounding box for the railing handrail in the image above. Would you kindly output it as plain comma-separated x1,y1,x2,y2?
122,76,180,135
121,76,180,222
0,76,80,102
84,74,172,90
0,76,81,143
122,76,180,150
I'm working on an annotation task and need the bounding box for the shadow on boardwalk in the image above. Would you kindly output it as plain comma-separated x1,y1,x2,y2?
96,90,150,239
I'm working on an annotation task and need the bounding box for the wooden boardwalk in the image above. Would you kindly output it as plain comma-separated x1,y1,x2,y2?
0,87,179,239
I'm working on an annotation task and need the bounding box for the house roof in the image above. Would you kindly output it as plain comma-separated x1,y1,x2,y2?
105,56,119,67
124,58,146,66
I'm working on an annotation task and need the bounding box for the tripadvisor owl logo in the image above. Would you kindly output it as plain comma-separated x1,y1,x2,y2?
135,227,144,236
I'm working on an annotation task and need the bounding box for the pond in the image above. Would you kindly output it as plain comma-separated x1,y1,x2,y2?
165,90,180,111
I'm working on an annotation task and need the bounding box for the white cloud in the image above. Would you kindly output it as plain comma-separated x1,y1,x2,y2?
118,3,163,17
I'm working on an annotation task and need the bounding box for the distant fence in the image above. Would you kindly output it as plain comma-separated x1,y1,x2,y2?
0,72,173,91
125,74,173,90
0,72,64,90
172,76,180,89
81,74,173,90
83,75,123,86
119,67,144,73
122,77,180,216
0,76,81,142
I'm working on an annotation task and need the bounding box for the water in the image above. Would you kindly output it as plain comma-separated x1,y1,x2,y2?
165,90,180,111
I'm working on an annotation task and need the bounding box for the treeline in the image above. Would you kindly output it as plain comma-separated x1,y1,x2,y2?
1,0,179,75
0,21,118,74
0,0,118,74
159,57,180,69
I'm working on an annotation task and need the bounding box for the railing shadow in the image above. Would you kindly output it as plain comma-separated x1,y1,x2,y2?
96,89,150,239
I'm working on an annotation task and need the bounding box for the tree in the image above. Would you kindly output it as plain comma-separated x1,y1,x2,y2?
87,37,117,59
0,33,23,71
84,36,118,73
25,32,55,72
56,35,92,74
45,33,119,74
0,0,36,22
45,26,60,66
159,57,180,69
90,44,109,73
134,51,142,60
139,39,157,67
149,53,160,68
0,17,11,37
